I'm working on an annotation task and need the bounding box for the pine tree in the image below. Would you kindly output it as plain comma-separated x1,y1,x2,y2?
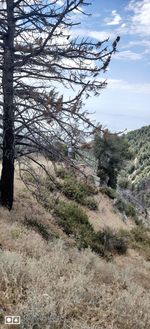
0,0,119,209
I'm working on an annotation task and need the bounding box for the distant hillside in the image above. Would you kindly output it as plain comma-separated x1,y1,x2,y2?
119,125,150,211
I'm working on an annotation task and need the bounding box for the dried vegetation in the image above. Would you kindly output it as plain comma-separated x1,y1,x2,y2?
0,165,150,328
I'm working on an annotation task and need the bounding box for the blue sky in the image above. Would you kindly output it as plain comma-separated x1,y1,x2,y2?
72,0,150,132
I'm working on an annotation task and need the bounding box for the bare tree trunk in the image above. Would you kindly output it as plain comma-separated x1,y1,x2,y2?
1,0,15,210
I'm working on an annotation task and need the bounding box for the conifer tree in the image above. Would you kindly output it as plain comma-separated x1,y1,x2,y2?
0,0,119,209
94,131,130,188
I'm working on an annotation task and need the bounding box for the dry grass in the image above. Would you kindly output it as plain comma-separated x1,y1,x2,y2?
0,238,150,329
0,162,150,328
87,193,134,233
17,157,135,233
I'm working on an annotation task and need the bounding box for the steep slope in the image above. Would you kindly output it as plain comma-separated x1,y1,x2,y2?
119,126,150,218
0,168,150,329
127,125,150,191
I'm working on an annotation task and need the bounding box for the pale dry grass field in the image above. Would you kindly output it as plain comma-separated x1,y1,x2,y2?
0,236,150,329
0,167,150,329
87,193,134,232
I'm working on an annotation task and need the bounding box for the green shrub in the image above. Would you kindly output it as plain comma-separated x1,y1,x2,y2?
83,197,98,210
54,201,127,257
118,229,131,239
54,201,99,250
118,177,131,189
131,227,150,246
119,226,150,259
54,201,91,233
115,198,126,212
54,200,103,254
88,238,105,256
62,176,98,206
34,187,56,211
80,180,98,195
62,177,85,203
100,187,117,199
125,202,137,217
11,228,22,240
94,228,127,255
115,198,137,218
56,167,68,179
24,216,53,241
134,217,144,226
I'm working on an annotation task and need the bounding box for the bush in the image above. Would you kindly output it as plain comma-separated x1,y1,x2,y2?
115,198,126,213
54,201,99,250
114,198,137,218
55,167,68,179
80,180,98,195
125,202,137,217
94,228,127,255
54,201,127,257
54,201,91,233
62,177,85,203
11,228,22,240
131,226,150,246
62,176,98,209
24,216,53,241
100,187,117,199
54,200,104,254
118,177,131,189
83,197,98,210
119,226,150,259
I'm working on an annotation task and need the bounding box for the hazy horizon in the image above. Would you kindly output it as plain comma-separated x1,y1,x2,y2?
76,0,150,132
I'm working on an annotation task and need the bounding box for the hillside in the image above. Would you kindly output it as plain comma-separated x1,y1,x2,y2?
127,125,150,188
0,164,150,329
119,125,150,219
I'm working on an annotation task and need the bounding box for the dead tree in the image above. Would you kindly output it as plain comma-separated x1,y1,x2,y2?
0,0,119,209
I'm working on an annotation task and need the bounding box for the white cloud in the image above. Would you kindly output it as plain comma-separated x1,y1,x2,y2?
121,23,126,28
72,28,115,41
108,79,150,94
122,40,150,48
114,50,143,60
127,0,150,36
88,30,115,40
104,10,122,26
121,40,150,56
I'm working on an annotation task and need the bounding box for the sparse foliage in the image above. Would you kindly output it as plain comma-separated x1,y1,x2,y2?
0,0,120,209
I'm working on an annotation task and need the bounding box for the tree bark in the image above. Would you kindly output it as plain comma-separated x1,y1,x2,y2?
1,0,15,210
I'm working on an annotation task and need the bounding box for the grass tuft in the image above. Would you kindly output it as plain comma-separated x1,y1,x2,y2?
24,216,54,241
